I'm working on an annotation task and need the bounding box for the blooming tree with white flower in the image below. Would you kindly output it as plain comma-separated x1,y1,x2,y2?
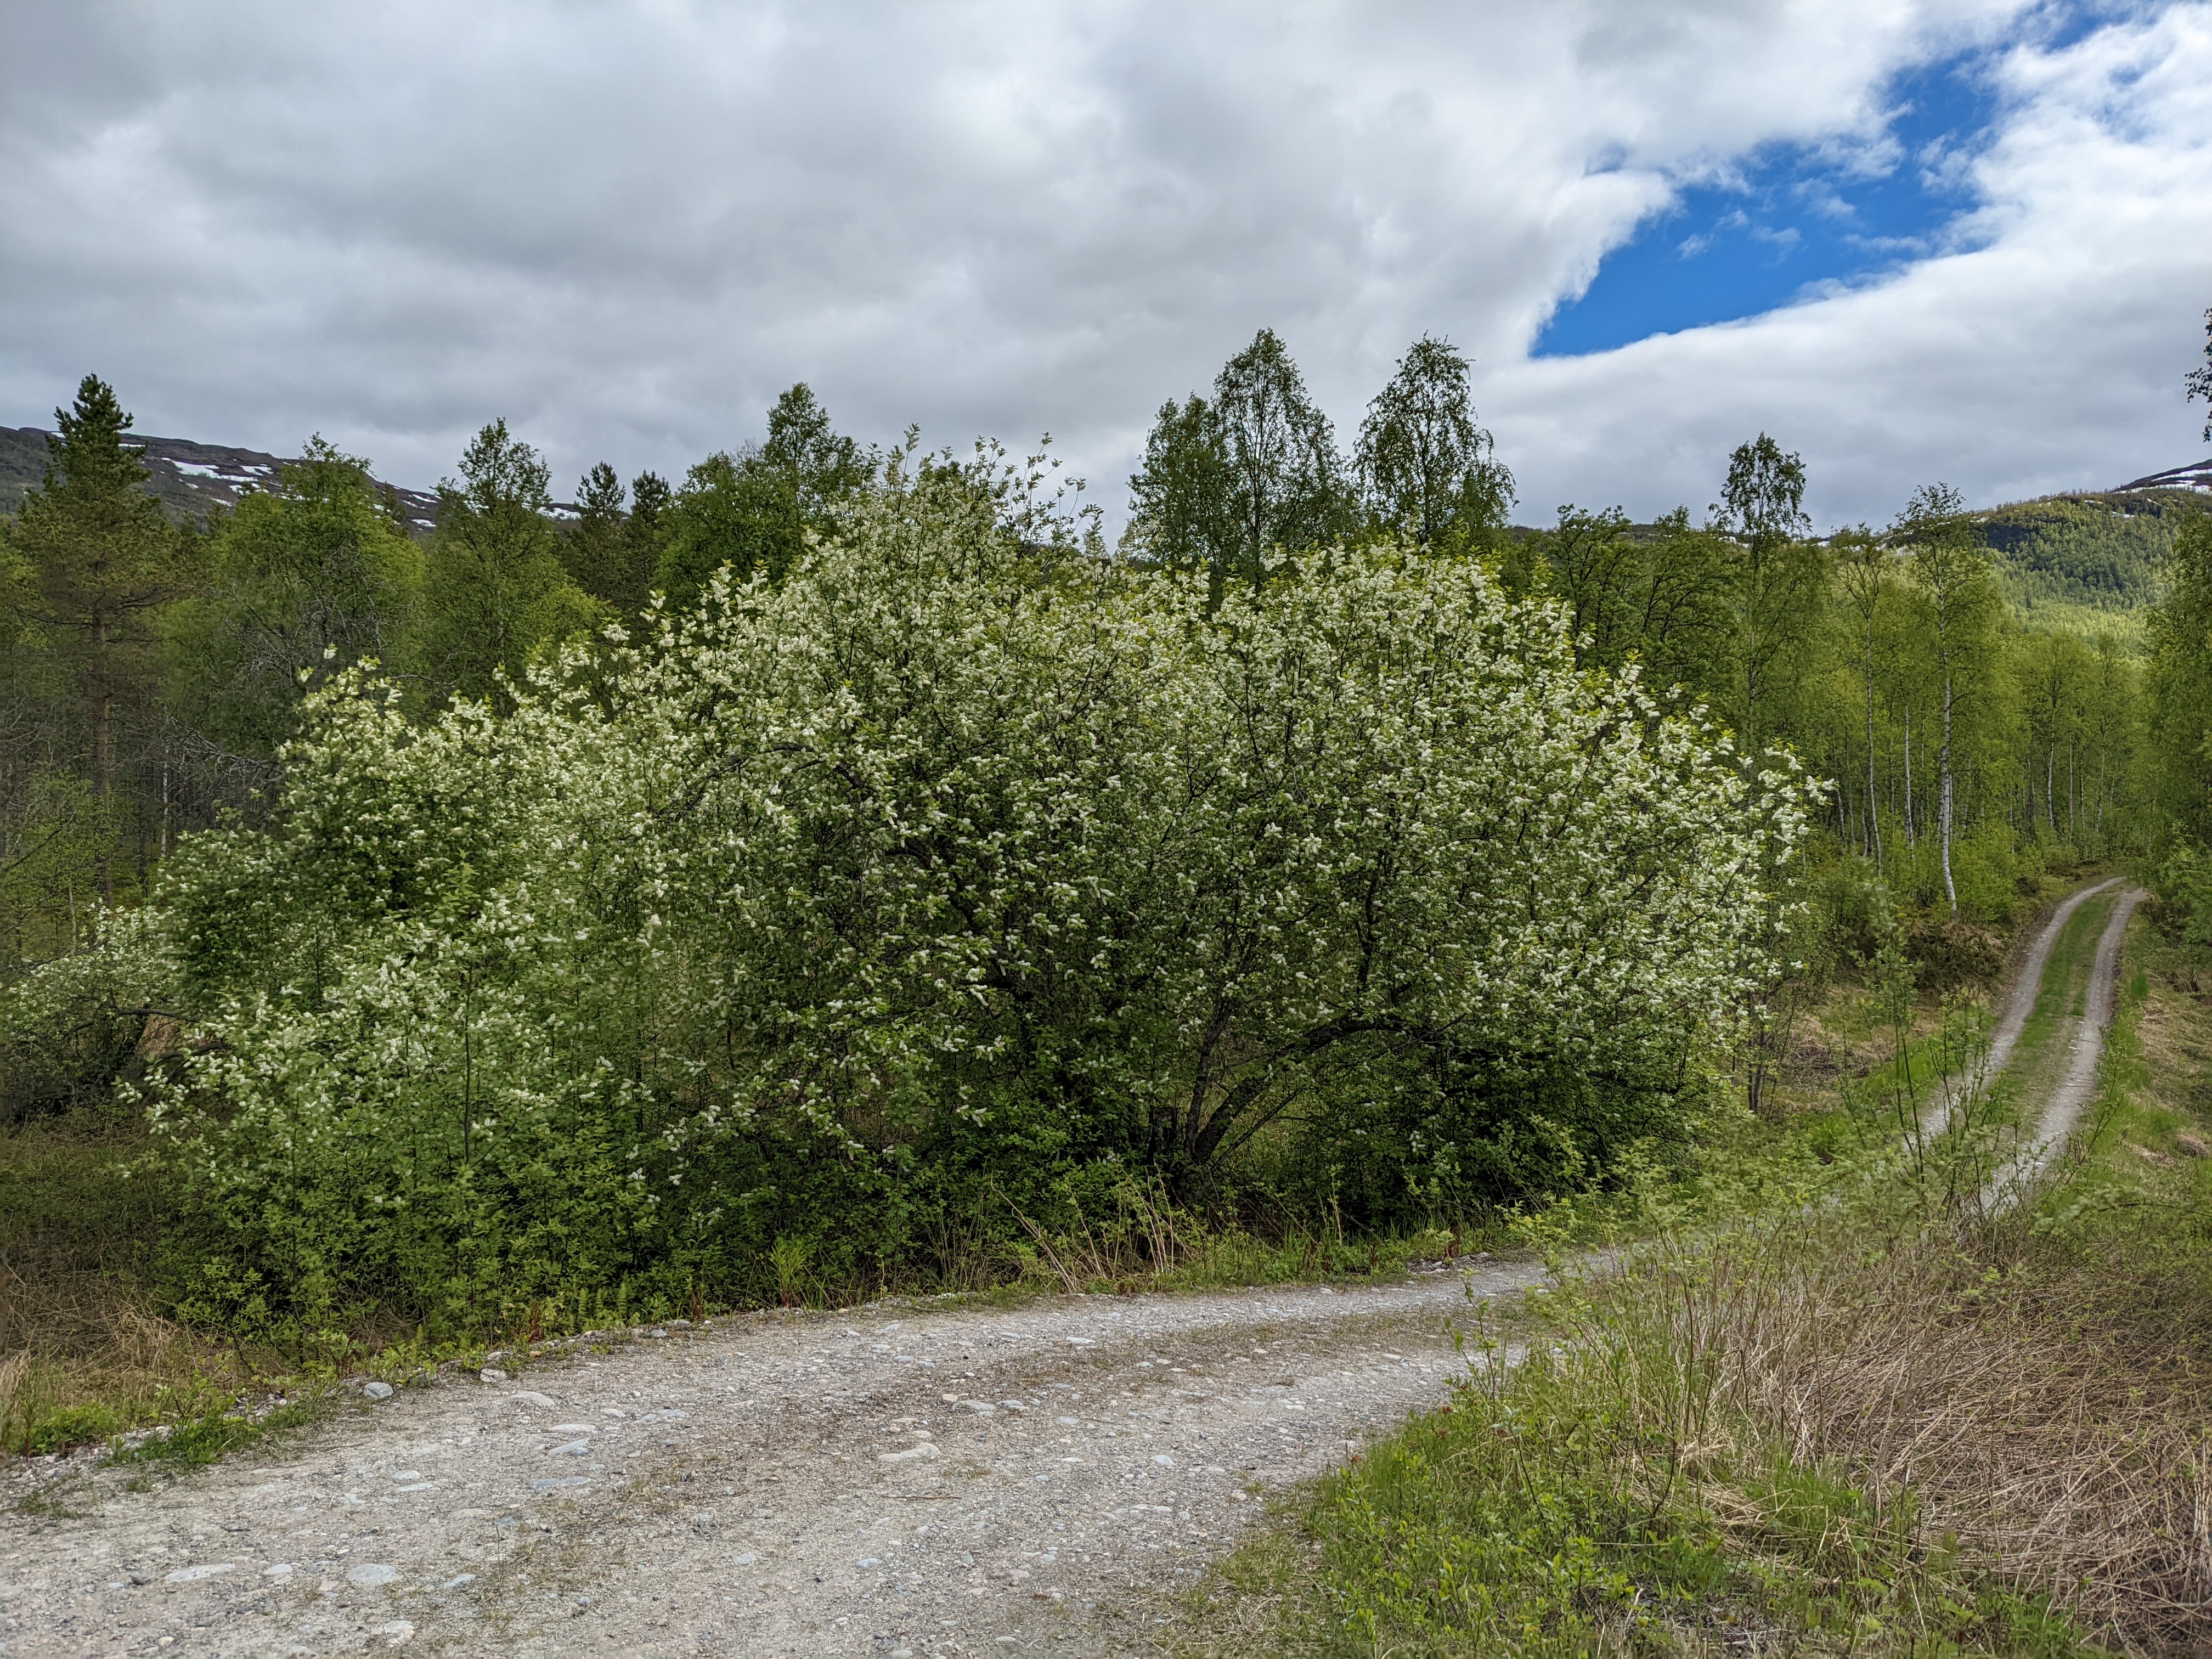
133,452,1810,1327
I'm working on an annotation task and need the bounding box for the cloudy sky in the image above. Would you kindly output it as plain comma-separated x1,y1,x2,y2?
2,1,2208,531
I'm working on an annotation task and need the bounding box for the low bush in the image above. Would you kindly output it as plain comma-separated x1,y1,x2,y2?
1904,911,2006,989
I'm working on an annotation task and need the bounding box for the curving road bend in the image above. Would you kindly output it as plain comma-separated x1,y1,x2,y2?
0,1265,1542,1657
0,881,2146,1657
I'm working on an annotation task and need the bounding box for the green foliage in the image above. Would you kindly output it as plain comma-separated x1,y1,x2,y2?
108,445,1802,1335
1978,495,2170,617
1355,335,1513,553
2149,510,2212,848
162,438,422,760
654,384,867,611
1123,393,1234,581
0,907,171,1123
1,375,194,909
24,1401,126,1455
562,461,650,614
416,420,603,703
1126,330,1356,599
1521,506,1736,702
104,1399,323,1467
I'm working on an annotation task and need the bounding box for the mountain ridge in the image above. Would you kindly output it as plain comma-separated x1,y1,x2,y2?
0,425,442,529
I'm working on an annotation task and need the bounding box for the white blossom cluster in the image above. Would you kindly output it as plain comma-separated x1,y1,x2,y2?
119,462,1811,1307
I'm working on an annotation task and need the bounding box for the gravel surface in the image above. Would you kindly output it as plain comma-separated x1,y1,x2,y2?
1925,876,2120,1139
1,883,2141,1657
1990,883,2146,1200
0,1261,1543,1657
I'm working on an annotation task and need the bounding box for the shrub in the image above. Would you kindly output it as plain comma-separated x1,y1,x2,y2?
1905,912,2006,989
117,455,1805,1331
0,910,175,1125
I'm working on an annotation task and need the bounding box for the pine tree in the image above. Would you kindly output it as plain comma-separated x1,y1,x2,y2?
7,375,186,898
566,461,631,610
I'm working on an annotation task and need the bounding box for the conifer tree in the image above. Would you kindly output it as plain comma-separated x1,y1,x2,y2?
565,461,631,610
6,376,187,898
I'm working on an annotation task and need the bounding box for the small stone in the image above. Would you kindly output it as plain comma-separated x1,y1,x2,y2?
346,1562,401,1587
511,1391,559,1410
392,1470,423,1481
1056,1417,1079,1426
478,1367,509,1383
374,1617,415,1645
732,1552,757,1565
548,1440,592,1457
1153,1454,1175,1466
2178,1128,2209,1158
263,1564,294,1578
165,1564,235,1583
1066,1336,1094,1347
362,1381,394,1402
440,1572,477,1589
877,1442,939,1464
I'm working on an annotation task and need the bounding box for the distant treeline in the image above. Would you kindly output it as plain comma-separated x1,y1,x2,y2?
0,340,2198,971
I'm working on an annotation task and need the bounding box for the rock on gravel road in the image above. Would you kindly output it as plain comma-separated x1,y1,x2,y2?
0,1261,1542,1657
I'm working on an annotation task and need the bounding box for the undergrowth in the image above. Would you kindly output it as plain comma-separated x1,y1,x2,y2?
1180,892,2212,1656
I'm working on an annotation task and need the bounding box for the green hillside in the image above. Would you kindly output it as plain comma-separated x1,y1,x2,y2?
1969,486,2205,645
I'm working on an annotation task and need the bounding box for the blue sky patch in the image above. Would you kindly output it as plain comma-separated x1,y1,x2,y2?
1534,52,2004,357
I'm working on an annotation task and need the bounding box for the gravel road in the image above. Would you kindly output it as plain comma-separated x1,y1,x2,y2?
0,1261,1542,1657
0,882,2144,1658
1988,882,2146,1200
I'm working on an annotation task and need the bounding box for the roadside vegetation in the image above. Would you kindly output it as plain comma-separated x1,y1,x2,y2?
1177,893,2212,1655
1,320,2207,1471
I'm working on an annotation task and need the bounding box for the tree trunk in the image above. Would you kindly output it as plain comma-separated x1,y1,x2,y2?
1940,676,1957,913
1903,708,1916,849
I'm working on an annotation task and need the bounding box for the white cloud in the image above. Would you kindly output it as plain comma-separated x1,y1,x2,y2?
5,0,2189,532
1488,3,2212,527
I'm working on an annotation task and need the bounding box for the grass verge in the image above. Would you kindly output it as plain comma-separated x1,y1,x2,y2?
1177,902,2212,1656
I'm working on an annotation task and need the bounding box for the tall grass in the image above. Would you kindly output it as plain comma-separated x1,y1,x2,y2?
1183,911,2212,1656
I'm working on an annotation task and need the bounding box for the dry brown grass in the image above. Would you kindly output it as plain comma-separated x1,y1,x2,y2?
1589,1216,2212,1652
1565,929,2212,1655
0,1116,239,1448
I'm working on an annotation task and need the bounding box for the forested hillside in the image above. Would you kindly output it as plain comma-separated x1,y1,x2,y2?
0,338,2204,1350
